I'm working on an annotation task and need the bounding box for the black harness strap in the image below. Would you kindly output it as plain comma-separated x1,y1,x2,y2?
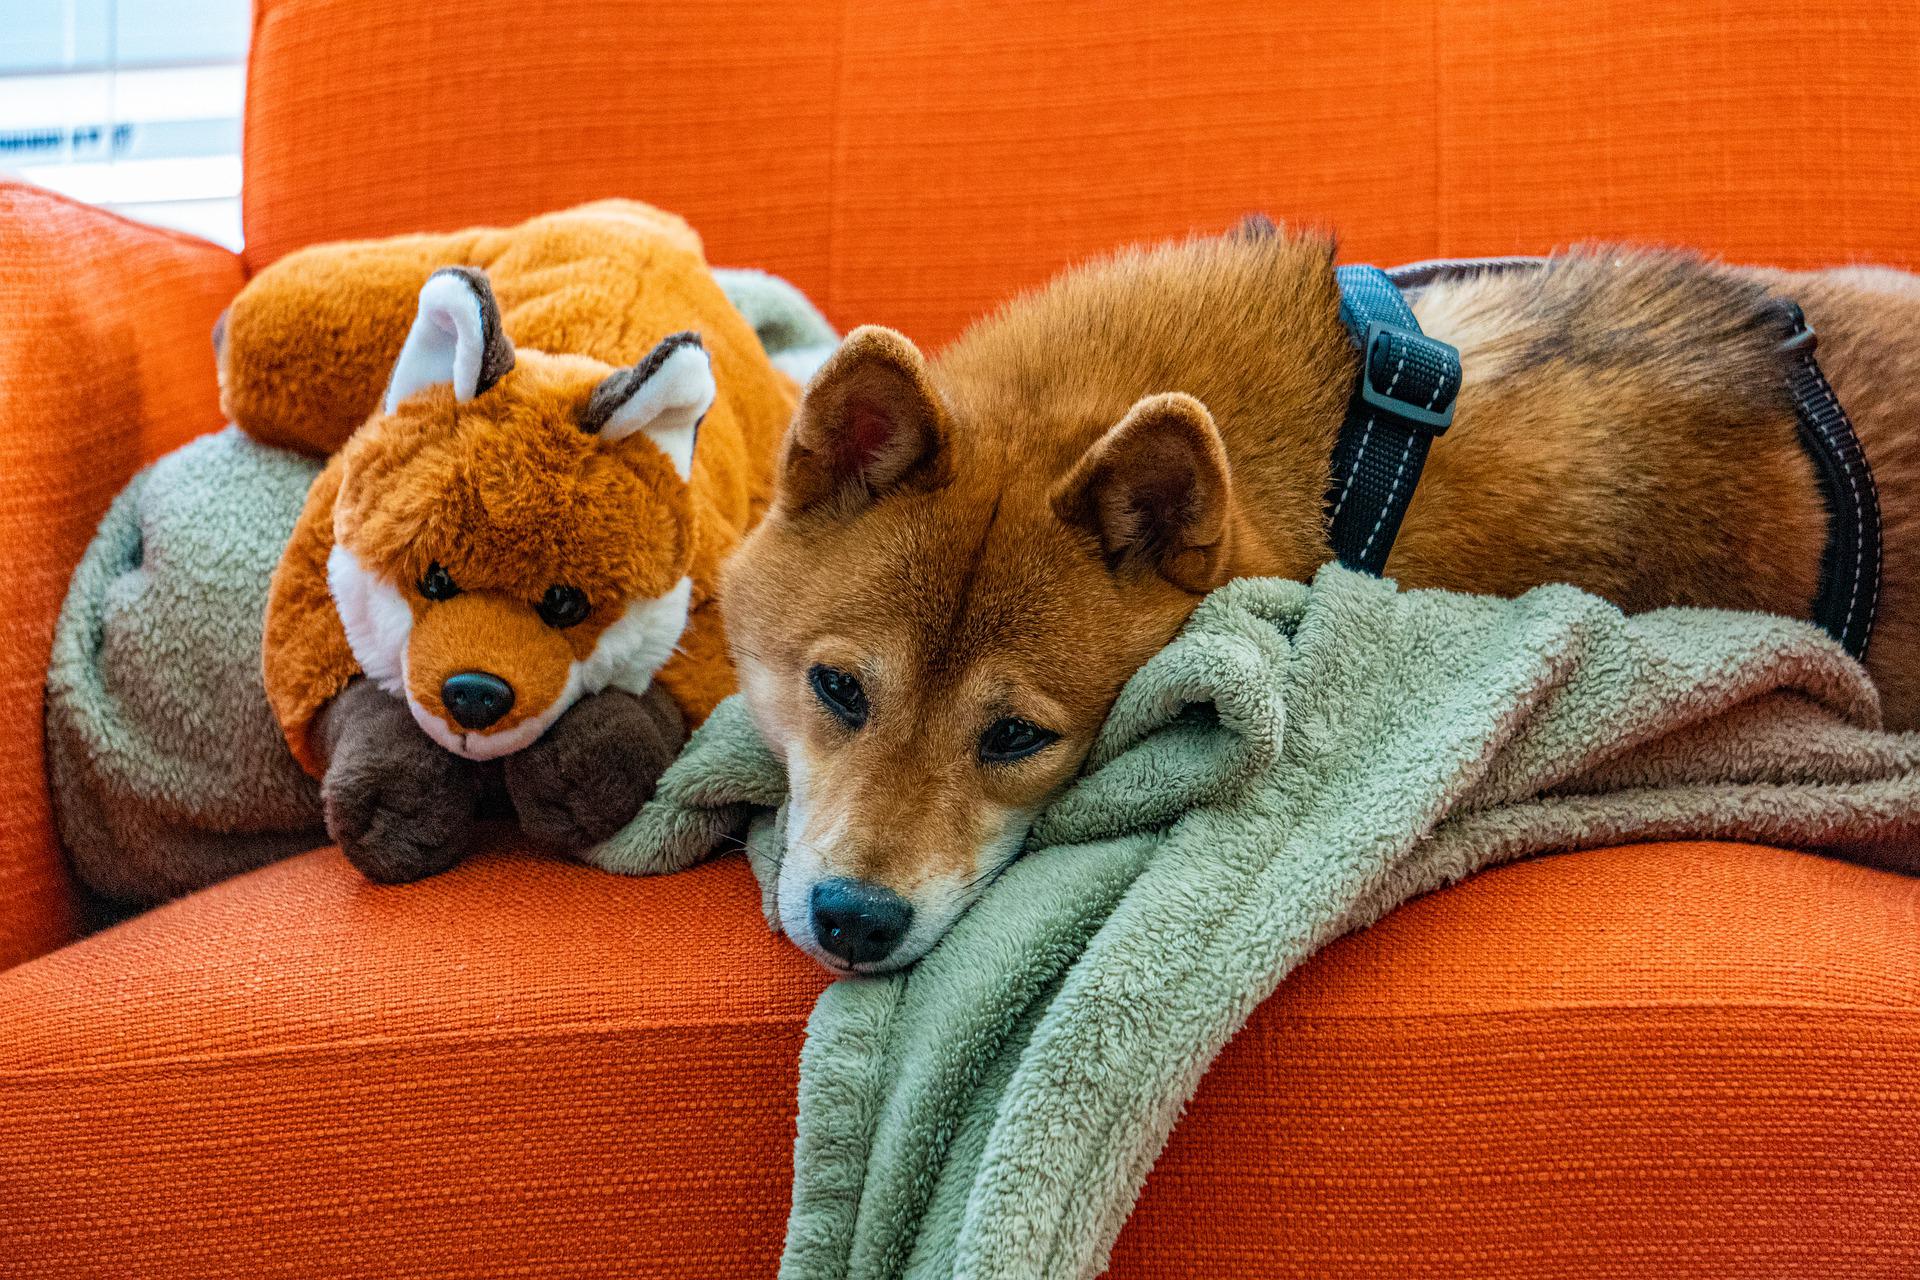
1324,265,1462,576
1385,256,1545,292
1324,260,1881,660
1778,303,1882,658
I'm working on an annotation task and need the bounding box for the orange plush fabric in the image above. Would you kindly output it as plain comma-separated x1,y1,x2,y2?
0,843,1913,1277
237,202,795,769
221,200,710,456
0,181,241,970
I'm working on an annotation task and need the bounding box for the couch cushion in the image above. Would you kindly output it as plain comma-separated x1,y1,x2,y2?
0,850,825,1276
0,182,242,973
242,0,1920,346
1114,841,1920,1276
1,841,1914,1276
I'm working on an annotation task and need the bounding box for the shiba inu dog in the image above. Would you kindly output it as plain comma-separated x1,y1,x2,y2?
722,223,1920,973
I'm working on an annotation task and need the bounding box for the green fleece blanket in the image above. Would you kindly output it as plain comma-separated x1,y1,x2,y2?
45,267,836,901
590,565,1920,1280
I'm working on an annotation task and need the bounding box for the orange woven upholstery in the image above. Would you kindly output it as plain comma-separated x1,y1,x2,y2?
2,0,1918,1273
0,853,826,1276
242,0,1920,346
0,182,241,971
1,843,1913,1276
1114,843,1920,1277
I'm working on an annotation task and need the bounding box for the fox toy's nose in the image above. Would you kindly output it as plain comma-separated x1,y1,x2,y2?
440,671,515,730
810,878,914,966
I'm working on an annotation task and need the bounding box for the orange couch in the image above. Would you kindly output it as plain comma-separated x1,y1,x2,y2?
3,2,1918,1275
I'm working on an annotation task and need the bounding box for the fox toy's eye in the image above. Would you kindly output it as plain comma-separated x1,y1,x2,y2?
808,665,869,729
978,717,1057,764
536,584,590,629
419,562,460,601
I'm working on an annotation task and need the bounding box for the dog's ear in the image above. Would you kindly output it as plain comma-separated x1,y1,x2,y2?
580,332,715,480
1052,392,1238,594
779,325,950,515
383,267,516,412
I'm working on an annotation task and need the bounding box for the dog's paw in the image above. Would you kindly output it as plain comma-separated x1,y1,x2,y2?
317,680,481,884
504,685,688,854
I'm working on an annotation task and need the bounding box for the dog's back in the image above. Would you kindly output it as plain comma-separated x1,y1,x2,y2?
942,233,1920,719
1406,254,1919,722
1748,263,1920,722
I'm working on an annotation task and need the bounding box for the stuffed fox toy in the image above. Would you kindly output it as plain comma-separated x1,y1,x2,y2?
222,201,795,883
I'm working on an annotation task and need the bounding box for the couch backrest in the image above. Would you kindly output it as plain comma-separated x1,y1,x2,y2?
243,0,1920,347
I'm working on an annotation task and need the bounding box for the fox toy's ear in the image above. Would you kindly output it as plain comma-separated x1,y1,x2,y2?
1051,392,1239,594
780,325,950,515
382,267,516,413
580,331,715,481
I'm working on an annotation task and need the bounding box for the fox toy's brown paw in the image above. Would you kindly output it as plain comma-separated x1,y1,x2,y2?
504,685,688,854
316,679,481,884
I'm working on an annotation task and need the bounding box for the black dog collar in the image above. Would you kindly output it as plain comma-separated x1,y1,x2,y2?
1324,259,1880,660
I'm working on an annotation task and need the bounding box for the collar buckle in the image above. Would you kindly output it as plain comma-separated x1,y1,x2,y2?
1777,302,1819,358
1357,321,1461,434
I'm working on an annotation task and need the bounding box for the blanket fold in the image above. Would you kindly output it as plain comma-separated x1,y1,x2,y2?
592,564,1920,1280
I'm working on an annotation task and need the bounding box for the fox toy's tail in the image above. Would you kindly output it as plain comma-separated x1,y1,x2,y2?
218,201,731,457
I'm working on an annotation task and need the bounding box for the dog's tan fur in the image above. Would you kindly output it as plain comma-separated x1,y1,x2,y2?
722,228,1920,970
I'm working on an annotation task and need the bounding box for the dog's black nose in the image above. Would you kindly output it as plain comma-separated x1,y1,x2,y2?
440,671,515,730
810,877,914,966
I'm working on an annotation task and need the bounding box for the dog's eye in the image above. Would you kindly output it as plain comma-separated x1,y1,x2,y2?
536,584,590,628
808,665,868,729
978,717,1057,764
419,561,460,601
